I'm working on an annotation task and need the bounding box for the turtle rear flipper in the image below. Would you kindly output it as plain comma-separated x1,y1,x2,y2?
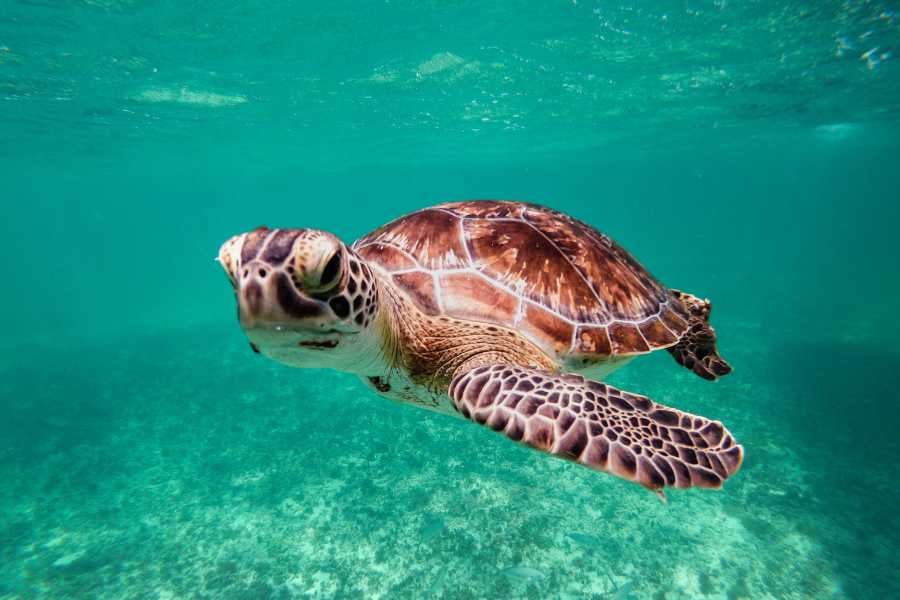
449,365,743,493
668,290,732,381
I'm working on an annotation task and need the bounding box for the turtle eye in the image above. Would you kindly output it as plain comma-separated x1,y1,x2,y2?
318,248,343,290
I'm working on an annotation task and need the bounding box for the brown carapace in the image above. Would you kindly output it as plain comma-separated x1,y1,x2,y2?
354,201,731,375
219,200,742,499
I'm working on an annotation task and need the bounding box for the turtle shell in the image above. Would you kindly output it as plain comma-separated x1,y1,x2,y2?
352,200,692,361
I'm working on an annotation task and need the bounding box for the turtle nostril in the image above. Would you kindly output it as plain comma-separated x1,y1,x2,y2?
243,269,249,278
258,268,267,278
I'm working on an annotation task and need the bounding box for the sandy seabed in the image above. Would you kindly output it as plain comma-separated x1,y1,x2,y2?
0,322,893,599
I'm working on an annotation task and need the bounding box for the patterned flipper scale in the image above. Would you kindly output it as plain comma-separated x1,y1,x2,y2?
449,365,743,492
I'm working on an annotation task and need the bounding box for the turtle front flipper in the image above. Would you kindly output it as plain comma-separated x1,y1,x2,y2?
449,365,743,494
667,289,732,381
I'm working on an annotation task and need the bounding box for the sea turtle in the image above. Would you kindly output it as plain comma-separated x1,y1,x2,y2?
217,200,742,497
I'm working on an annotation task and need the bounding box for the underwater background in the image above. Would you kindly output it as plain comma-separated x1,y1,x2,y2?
1,1,899,598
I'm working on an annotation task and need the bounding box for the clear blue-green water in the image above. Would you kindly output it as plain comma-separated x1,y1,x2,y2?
2,2,899,598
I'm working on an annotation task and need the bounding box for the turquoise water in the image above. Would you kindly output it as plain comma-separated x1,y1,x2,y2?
2,1,899,598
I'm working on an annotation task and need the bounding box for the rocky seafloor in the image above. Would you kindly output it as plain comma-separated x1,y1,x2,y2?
0,322,895,599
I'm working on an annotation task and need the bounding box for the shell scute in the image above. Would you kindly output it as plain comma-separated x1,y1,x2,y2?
659,304,690,334
463,217,600,322
357,243,416,272
360,208,468,271
392,271,440,315
519,301,574,358
639,317,679,347
575,326,613,356
608,322,651,354
438,272,518,324
522,206,666,319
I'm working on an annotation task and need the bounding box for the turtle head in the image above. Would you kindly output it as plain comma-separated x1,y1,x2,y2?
218,227,381,370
